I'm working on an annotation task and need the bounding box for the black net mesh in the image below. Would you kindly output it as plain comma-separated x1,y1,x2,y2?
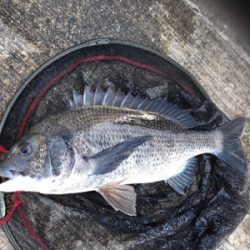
0,41,248,250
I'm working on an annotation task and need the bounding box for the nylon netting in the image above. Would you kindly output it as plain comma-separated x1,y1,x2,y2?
0,43,248,250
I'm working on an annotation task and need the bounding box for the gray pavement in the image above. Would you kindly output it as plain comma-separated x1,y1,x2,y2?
0,0,249,249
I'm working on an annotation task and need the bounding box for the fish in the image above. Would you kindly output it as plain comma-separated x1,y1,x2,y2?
0,86,247,216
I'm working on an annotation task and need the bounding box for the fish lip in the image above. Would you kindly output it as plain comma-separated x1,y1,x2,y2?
0,158,19,179
0,170,17,179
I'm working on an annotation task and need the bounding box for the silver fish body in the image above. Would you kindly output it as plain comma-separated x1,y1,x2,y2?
27,106,217,190
0,87,247,216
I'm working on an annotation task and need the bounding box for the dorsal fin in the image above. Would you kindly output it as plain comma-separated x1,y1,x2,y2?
69,86,200,129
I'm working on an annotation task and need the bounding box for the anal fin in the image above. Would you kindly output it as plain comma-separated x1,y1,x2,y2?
98,182,137,216
166,157,198,194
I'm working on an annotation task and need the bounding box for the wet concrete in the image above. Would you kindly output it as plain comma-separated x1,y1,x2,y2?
0,0,249,249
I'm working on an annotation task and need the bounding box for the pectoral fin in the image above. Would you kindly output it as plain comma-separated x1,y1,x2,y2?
98,182,137,216
88,135,151,175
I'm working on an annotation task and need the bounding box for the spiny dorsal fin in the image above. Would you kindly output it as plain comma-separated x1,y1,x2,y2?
88,135,151,175
98,182,137,216
166,157,198,194
70,86,200,129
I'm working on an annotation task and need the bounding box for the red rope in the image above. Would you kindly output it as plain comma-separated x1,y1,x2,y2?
0,148,23,226
0,146,49,247
0,54,194,248
16,59,82,139
16,54,196,138
0,192,24,225
0,147,47,248
16,55,169,138
79,55,166,75
17,207,49,250
0,145,8,154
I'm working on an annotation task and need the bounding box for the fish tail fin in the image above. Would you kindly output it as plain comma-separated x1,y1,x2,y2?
215,117,247,174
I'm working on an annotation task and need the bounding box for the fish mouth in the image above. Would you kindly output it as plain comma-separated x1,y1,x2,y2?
0,169,17,179
0,158,19,179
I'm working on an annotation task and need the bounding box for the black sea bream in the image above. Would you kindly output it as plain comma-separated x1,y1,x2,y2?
0,86,246,216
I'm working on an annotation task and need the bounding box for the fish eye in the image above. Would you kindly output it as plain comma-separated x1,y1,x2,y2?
18,143,32,156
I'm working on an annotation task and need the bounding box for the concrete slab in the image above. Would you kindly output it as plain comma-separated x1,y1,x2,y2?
0,0,249,249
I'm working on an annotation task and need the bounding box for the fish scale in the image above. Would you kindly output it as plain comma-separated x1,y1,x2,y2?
64,118,217,188
0,87,246,216
29,105,242,187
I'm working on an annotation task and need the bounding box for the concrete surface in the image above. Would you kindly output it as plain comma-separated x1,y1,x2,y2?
0,0,249,249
